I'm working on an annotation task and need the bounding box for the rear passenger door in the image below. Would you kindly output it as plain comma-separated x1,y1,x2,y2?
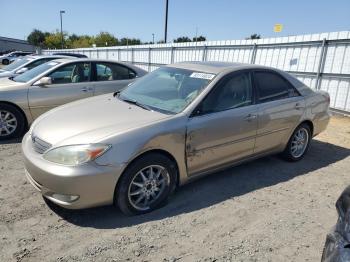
92,62,137,95
253,70,304,154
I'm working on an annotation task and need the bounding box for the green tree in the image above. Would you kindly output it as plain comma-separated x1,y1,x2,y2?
94,32,118,47
192,35,206,42
246,34,261,40
119,37,141,46
44,31,65,49
68,35,94,48
27,29,47,47
173,36,192,43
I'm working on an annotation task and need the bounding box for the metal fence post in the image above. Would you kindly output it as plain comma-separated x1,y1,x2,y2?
106,48,108,59
202,45,208,61
148,47,151,72
118,49,120,61
250,44,257,64
131,48,134,64
315,38,328,90
170,46,175,64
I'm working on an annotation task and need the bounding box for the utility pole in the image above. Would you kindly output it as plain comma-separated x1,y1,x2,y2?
60,10,65,49
152,33,155,44
164,0,169,43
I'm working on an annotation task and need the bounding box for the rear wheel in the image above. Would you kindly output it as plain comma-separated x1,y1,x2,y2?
0,104,26,141
115,153,177,216
2,59,9,65
282,123,311,161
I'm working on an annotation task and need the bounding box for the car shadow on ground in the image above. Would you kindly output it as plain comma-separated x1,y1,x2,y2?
47,139,350,229
0,137,22,145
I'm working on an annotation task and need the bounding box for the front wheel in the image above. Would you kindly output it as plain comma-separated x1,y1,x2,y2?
2,59,9,65
0,103,26,141
115,153,177,216
282,123,311,161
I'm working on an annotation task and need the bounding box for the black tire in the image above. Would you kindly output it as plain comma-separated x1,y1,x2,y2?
281,123,311,162
115,153,177,216
2,59,9,65
0,103,26,141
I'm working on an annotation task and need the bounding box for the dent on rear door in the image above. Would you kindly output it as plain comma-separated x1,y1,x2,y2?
254,97,305,154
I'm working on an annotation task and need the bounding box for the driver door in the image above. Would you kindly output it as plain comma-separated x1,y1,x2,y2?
28,62,93,119
186,71,258,176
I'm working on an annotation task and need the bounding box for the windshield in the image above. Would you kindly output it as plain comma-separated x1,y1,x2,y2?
13,61,59,83
120,67,215,114
2,58,31,72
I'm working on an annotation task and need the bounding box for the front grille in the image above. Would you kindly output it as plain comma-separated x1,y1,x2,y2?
31,134,52,154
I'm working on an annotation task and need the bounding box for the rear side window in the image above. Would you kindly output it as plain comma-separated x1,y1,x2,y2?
95,63,136,81
255,71,297,103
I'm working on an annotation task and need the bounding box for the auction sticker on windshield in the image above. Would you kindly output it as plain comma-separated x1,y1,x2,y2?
190,72,215,80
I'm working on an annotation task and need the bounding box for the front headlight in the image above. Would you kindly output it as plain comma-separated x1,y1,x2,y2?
43,144,111,166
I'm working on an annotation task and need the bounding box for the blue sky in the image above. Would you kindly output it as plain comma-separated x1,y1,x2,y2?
2,0,350,42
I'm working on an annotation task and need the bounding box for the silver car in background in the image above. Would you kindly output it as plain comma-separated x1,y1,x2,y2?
0,59,147,139
0,51,33,65
22,62,331,215
0,55,70,79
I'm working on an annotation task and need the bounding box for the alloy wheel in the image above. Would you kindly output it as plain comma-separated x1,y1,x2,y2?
128,165,170,211
0,110,17,137
290,127,309,158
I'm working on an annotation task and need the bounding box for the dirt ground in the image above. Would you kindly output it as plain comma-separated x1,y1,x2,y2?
0,116,349,262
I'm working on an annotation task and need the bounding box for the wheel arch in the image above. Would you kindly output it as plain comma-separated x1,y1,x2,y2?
113,148,180,202
300,119,314,136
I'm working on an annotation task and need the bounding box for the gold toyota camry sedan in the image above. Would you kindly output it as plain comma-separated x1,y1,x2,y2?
22,62,331,215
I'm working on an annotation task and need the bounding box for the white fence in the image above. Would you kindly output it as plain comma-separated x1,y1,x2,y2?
44,31,350,114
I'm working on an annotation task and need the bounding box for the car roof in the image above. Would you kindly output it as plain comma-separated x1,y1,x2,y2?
51,58,147,73
22,55,72,60
167,61,272,74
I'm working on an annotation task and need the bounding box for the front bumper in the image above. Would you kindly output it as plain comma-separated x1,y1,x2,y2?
22,133,124,209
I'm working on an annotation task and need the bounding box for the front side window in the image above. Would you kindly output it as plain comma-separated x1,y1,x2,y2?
96,63,135,81
120,67,215,114
48,62,91,84
199,72,253,114
255,71,296,103
13,61,60,83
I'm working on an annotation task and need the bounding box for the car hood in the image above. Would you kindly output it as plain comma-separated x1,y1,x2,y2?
0,77,25,91
31,94,171,146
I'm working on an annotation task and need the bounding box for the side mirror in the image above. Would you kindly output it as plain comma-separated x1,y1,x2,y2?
34,77,52,87
15,67,28,74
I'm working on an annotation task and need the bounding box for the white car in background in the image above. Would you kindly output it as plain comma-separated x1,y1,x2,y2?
0,51,33,65
0,55,70,79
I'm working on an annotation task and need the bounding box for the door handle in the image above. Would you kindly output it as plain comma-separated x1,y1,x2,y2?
81,87,93,92
245,114,257,121
295,103,304,110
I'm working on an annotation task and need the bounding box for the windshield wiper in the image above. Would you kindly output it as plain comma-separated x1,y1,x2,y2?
119,96,151,111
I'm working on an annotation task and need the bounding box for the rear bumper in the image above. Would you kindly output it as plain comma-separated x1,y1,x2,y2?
313,111,331,136
22,132,124,209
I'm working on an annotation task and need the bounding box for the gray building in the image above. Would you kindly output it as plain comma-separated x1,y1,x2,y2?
0,36,36,53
